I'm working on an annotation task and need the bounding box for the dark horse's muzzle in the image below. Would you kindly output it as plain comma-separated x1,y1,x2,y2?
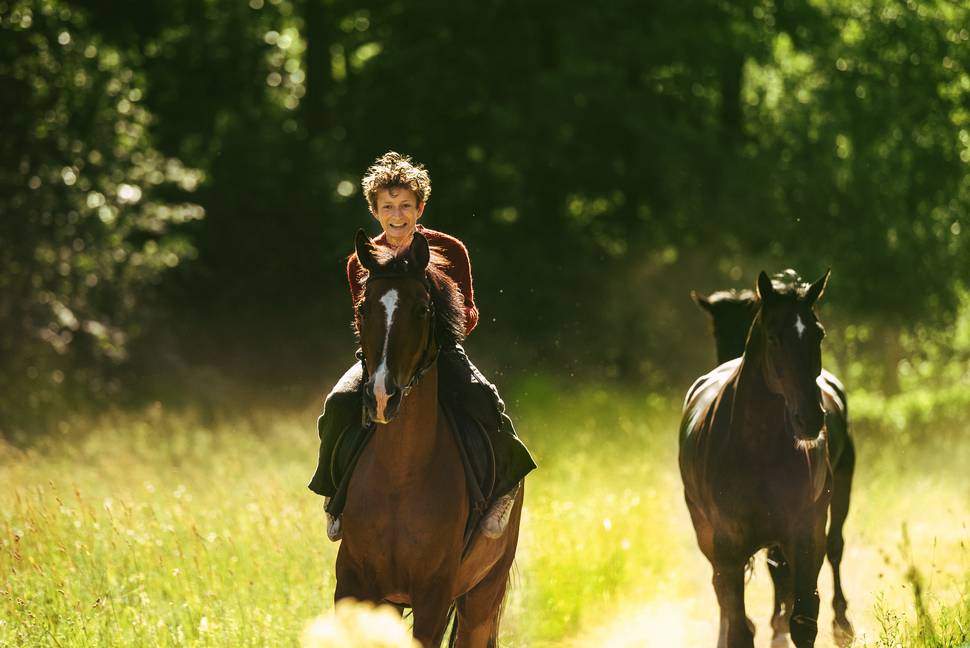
788,403,826,441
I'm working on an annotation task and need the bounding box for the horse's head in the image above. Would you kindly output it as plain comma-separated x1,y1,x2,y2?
753,269,830,441
354,230,437,424
692,289,759,364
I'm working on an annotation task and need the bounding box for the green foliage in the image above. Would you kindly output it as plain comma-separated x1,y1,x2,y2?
0,0,203,428
4,0,970,419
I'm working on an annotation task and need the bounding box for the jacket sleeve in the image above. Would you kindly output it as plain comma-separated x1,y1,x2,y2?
449,239,479,337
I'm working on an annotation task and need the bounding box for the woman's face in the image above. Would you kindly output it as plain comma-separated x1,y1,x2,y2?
372,187,425,247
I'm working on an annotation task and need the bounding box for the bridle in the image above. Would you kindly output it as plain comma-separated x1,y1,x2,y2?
360,271,440,399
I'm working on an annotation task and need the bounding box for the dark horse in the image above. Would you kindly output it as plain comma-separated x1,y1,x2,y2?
680,271,835,648
691,282,855,646
335,230,523,648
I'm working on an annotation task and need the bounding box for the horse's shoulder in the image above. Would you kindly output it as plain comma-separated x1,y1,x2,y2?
682,358,740,440
684,359,740,408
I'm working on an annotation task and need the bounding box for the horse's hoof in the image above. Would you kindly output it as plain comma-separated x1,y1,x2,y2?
771,634,792,648
833,618,855,647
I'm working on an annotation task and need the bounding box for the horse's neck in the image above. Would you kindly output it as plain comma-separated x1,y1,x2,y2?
732,329,786,450
371,363,442,477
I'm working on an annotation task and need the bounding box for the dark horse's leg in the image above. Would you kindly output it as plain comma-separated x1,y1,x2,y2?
787,519,826,648
828,436,856,646
767,546,794,645
712,542,754,648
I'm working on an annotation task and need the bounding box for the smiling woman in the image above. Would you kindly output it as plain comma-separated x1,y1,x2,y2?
308,151,535,562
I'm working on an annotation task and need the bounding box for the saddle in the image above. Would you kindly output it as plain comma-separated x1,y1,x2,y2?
325,388,498,548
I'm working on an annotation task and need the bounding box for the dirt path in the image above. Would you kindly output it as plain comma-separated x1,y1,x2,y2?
566,473,968,647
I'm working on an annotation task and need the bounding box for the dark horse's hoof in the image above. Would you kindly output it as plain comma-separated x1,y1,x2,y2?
833,618,854,647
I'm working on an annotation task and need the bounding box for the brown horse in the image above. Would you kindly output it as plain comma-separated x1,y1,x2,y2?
680,270,832,648
334,230,523,648
691,284,855,646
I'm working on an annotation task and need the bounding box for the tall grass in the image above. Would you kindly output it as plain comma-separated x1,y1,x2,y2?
1,379,968,646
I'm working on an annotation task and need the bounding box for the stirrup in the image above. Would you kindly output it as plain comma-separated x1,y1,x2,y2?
480,483,519,539
324,497,342,542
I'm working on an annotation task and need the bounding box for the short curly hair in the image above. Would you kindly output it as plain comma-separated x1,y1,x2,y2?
361,151,431,212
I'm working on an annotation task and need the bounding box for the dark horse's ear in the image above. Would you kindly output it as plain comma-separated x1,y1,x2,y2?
354,229,380,273
409,232,430,272
804,268,831,307
756,271,776,305
690,290,713,314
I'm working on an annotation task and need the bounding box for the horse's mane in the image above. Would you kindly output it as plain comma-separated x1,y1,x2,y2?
768,269,811,299
706,289,757,305
353,245,466,347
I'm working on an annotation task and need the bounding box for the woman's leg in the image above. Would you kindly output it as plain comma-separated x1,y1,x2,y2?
438,346,536,537
307,360,364,498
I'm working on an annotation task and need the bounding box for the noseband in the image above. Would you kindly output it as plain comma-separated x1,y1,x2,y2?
360,271,440,398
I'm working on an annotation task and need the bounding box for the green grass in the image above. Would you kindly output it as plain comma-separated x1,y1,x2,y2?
2,380,968,647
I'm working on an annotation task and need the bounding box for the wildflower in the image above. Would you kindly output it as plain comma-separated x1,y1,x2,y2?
302,599,419,648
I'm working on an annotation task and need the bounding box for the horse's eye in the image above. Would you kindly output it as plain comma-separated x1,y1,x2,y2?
417,304,430,318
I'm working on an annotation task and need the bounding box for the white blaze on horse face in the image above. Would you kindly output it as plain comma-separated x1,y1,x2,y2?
794,314,806,340
372,289,399,422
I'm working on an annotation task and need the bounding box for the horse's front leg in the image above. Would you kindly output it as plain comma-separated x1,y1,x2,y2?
788,518,827,648
767,545,794,646
333,546,378,604
411,585,457,648
711,547,754,648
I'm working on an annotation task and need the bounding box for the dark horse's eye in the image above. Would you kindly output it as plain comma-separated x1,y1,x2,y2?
417,304,430,318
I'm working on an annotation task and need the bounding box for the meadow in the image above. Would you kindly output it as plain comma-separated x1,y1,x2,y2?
2,378,969,647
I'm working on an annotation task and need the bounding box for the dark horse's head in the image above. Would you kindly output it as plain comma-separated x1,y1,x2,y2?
691,289,759,364
353,230,465,424
752,269,830,442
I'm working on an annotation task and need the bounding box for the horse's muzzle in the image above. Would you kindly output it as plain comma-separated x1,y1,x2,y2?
789,405,825,441
364,379,403,424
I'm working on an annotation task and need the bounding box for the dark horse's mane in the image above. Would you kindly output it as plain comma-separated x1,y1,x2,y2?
768,269,812,300
352,245,466,348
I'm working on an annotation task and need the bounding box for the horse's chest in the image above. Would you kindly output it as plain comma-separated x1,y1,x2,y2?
704,456,823,528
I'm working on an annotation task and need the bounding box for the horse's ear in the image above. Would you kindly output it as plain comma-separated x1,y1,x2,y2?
756,271,776,304
354,229,380,273
804,268,831,307
691,290,713,314
410,232,430,271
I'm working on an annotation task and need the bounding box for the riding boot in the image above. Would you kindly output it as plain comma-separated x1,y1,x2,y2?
324,497,342,541
480,481,520,538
